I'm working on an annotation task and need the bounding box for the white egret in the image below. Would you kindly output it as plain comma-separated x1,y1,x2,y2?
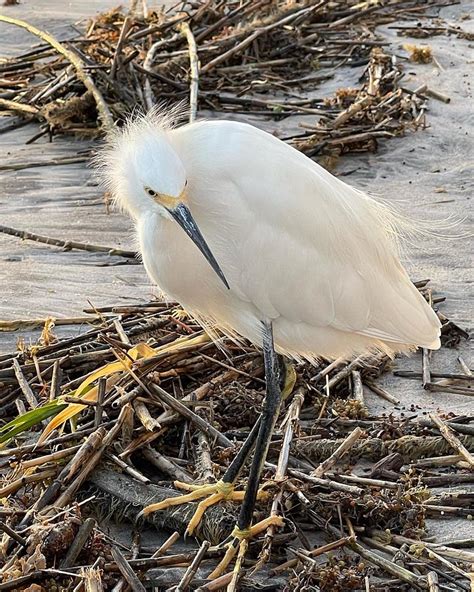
97,106,441,578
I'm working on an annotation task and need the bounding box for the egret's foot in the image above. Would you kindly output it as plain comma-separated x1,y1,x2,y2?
281,362,297,399
141,480,271,536
171,307,189,321
208,515,284,581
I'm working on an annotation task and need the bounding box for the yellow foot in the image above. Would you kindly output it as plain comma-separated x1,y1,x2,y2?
140,480,271,536
208,515,284,581
282,362,297,399
171,307,189,321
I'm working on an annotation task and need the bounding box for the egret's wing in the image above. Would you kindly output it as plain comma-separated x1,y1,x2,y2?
207,122,441,349
237,219,438,345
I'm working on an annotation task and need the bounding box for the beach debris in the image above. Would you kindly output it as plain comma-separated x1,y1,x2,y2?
403,43,433,64
0,280,471,590
0,0,455,160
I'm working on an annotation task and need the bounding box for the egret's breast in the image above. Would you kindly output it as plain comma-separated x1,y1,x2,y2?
137,212,233,316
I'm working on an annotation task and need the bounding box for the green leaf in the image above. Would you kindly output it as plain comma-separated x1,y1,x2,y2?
0,401,66,445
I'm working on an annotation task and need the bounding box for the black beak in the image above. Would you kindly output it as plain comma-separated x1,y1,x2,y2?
168,203,230,290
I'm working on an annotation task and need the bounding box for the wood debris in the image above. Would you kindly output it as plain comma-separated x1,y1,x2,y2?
0,0,455,159
0,280,471,591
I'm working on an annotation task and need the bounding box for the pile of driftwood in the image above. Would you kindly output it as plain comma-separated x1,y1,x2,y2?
0,0,455,157
0,283,472,591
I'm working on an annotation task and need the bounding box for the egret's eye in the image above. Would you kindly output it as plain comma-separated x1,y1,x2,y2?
146,187,157,197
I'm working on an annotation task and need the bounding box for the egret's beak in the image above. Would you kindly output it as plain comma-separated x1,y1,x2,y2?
168,202,230,290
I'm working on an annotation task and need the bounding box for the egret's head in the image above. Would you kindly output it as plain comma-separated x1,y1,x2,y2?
132,132,186,213
97,110,187,219
95,106,229,289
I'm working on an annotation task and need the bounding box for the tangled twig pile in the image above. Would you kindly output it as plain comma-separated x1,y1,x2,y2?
0,0,455,157
0,282,472,591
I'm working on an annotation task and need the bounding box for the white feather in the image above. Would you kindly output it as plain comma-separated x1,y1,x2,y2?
97,113,441,361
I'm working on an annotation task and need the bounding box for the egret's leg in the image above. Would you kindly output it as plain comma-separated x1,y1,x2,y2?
140,419,271,535
140,420,267,535
220,357,295,485
221,418,260,482
141,338,295,538
182,358,295,534
209,321,285,580
237,320,282,531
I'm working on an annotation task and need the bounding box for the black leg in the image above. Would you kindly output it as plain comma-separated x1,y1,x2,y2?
221,353,292,485
237,320,282,531
221,419,260,484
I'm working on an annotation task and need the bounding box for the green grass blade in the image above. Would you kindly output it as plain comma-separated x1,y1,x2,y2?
0,401,67,445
